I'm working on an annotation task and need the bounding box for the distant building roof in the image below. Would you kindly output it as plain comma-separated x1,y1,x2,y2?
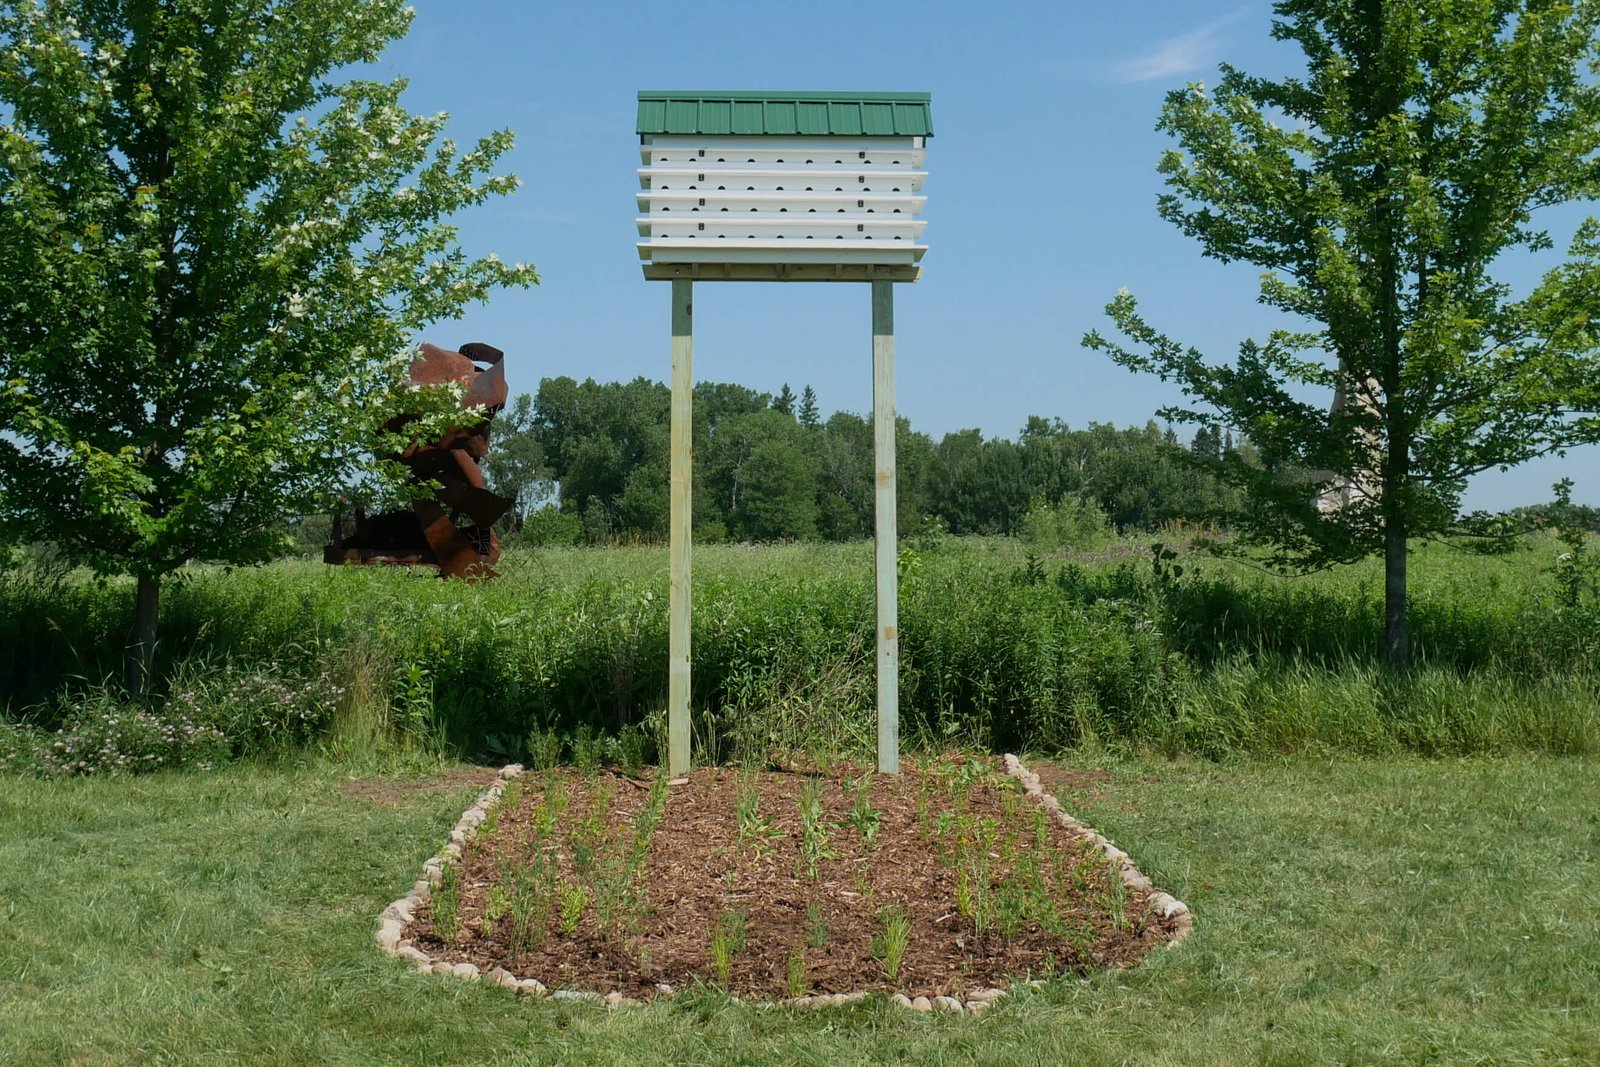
637,91,933,138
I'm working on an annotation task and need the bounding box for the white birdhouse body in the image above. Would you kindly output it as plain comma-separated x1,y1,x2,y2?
636,92,932,281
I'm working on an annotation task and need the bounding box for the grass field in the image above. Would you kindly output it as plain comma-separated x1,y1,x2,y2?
2,752,1595,1065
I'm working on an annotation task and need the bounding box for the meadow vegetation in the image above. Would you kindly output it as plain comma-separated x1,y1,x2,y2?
1,530,1597,773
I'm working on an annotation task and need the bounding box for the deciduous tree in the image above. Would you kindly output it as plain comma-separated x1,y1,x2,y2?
1085,0,1600,668
0,1,536,691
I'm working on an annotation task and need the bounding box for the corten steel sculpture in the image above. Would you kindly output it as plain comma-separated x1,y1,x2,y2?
325,342,512,580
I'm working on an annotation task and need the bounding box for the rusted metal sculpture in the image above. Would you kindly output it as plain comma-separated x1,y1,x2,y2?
325,342,512,580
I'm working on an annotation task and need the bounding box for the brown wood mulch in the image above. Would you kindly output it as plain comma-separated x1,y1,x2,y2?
407,756,1180,1000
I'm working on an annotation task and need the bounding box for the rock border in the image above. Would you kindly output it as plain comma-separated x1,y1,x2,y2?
1003,754,1193,947
376,756,1191,1013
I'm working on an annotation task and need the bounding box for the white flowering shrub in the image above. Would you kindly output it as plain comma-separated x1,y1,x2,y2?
164,659,344,758
32,689,230,776
0,661,343,776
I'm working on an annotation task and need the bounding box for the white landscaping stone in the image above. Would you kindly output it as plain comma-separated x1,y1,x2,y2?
891,993,913,1008
965,999,991,1016
519,978,547,997
911,996,932,1012
603,991,625,1007
489,967,519,989
933,995,963,1012
452,963,480,981
432,962,454,975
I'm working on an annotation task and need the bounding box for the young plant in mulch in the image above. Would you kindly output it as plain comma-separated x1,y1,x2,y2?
409,756,1183,1000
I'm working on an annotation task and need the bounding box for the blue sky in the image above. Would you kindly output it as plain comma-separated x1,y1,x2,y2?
373,1,1600,511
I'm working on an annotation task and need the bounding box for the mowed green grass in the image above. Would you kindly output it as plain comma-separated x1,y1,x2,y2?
2,754,1596,1066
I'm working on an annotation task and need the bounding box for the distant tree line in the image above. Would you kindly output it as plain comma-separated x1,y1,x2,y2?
483,376,1257,544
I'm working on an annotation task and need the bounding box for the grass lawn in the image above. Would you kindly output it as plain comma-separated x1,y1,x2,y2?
1,754,1596,1065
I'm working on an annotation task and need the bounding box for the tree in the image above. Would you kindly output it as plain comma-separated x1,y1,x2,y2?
797,384,820,428
0,1,535,691
1085,0,1600,669
772,382,796,417
483,394,551,532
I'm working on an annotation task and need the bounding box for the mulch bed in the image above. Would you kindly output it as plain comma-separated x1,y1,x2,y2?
407,756,1180,1000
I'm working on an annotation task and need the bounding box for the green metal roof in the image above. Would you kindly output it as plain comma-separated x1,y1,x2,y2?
637,91,933,138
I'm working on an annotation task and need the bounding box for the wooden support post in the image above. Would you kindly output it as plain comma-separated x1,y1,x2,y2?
668,278,693,775
872,279,899,774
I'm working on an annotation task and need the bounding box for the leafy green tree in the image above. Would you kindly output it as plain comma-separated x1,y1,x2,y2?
0,0,535,689
483,394,551,532
814,411,874,540
1085,0,1600,668
532,376,669,540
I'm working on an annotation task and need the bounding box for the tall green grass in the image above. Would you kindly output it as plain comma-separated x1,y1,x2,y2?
2,535,1597,762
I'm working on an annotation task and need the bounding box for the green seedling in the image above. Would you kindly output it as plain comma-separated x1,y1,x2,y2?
786,949,809,998
796,779,840,879
734,771,782,855
571,723,604,777
804,900,829,949
481,884,509,938
874,906,911,982
432,863,460,942
558,883,588,936
846,772,881,844
709,911,747,986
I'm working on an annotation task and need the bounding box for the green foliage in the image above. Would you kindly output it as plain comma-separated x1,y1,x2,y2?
431,863,461,944
845,773,882,845
4,537,1600,762
1084,1,1600,668
803,900,829,950
483,394,553,533
522,376,1240,545
795,780,838,880
0,0,536,686
708,910,747,987
0,654,344,775
6,687,228,776
872,907,910,983
1020,494,1114,551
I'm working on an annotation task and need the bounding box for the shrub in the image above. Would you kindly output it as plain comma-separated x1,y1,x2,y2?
1019,494,1114,551
31,687,230,776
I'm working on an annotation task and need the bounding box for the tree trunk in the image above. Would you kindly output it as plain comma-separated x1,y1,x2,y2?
127,574,161,697
1383,517,1408,671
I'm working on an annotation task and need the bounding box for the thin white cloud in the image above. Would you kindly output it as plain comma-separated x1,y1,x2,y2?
1112,11,1249,83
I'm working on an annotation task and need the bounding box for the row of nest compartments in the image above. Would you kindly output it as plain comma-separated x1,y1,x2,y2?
650,206,909,213
648,150,919,166
644,234,913,240
652,182,911,192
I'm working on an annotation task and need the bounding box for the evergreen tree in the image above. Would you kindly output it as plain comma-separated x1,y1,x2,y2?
798,385,820,428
